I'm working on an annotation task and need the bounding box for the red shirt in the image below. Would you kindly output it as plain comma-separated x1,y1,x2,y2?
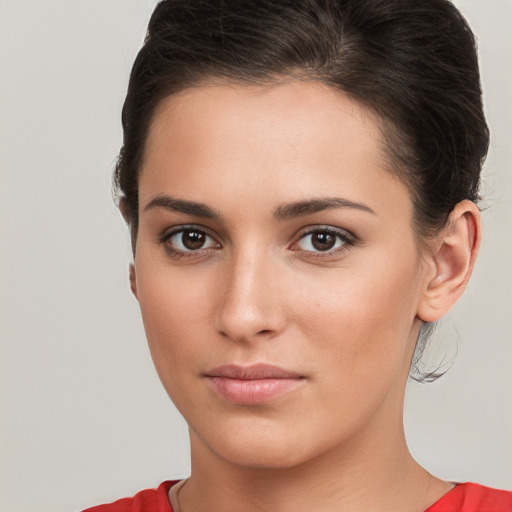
83,481,175,512
425,483,512,512
83,481,512,512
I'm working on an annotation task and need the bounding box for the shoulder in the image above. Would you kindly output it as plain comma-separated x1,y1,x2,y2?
81,481,177,512
426,482,512,512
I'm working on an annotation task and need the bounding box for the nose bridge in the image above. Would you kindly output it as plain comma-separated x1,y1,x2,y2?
214,244,284,342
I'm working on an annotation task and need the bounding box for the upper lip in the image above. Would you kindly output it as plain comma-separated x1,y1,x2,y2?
205,363,303,380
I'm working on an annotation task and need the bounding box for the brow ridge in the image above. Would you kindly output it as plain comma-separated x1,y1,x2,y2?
273,197,376,221
144,195,375,222
144,195,221,220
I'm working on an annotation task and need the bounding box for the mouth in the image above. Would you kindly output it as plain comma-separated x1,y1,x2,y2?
204,363,305,404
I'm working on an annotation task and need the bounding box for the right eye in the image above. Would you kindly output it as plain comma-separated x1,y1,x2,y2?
160,226,221,257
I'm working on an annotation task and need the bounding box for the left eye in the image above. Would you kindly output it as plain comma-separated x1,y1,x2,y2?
165,228,218,252
295,230,348,252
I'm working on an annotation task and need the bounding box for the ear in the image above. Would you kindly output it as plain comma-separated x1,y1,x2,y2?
119,196,131,224
129,263,138,300
417,200,481,323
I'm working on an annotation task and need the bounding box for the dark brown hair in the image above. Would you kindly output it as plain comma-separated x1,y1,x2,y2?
116,0,489,380
117,0,488,241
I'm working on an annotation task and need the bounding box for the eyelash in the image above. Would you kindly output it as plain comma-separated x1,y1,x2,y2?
290,226,355,260
159,225,356,260
159,225,221,259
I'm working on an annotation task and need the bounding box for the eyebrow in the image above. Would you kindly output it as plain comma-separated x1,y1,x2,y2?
143,195,376,221
144,195,222,220
273,197,376,221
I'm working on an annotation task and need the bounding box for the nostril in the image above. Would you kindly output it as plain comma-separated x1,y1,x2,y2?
257,329,272,335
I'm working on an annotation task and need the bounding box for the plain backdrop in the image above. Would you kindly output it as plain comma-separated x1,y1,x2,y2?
0,1,511,511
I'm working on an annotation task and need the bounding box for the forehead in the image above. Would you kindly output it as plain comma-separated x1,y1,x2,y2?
145,80,383,155
139,80,410,219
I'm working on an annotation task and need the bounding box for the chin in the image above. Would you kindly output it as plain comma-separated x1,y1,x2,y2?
190,415,335,471
215,439,311,470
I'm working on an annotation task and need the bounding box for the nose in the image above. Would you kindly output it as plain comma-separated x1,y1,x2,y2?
214,249,287,343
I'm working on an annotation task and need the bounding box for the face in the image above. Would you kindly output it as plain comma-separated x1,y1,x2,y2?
133,81,429,469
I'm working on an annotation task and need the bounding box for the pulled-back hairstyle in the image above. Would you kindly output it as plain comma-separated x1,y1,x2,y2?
116,0,489,380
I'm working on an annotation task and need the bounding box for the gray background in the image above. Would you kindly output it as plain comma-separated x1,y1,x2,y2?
0,1,510,511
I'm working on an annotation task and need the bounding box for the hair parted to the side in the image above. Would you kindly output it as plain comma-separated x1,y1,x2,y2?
115,0,489,381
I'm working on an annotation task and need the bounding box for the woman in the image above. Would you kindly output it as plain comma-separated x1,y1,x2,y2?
84,0,512,510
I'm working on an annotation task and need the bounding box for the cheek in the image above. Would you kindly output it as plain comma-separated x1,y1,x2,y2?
134,261,213,388
294,255,422,382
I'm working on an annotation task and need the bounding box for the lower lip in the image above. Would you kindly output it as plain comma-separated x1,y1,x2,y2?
207,377,304,404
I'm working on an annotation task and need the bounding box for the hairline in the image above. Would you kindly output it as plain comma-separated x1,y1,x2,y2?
123,73,440,254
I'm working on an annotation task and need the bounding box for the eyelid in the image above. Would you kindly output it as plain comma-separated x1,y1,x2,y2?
289,225,356,257
159,224,222,258
292,225,356,243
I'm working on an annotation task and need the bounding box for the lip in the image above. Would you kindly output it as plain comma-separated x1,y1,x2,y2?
205,364,305,404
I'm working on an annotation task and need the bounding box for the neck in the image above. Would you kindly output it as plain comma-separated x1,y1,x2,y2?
178,415,449,512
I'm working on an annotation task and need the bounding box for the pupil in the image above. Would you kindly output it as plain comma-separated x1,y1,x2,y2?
312,232,335,251
182,230,205,250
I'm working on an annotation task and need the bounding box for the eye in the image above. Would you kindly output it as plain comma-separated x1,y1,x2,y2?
292,227,354,256
161,226,220,256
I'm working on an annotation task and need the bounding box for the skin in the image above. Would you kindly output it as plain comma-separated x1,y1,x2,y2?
130,80,481,512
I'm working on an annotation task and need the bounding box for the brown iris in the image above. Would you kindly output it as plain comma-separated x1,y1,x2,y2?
311,232,337,251
181,230,206,250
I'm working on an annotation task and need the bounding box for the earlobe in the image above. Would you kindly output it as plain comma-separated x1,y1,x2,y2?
417,200,481,323
129,263,138,300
